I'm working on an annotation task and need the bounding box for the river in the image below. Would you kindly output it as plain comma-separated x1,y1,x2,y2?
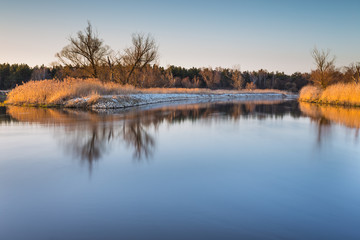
0,100,359,240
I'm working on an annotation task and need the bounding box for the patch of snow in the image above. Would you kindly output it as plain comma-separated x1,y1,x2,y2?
86,92,295,109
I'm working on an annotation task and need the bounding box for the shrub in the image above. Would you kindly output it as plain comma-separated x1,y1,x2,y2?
299,85,322,102
245,82,256,90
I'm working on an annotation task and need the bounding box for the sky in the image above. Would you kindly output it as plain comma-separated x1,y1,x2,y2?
0,0,359,74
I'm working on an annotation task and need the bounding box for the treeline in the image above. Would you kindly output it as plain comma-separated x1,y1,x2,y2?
0,64,58,90
0,63,310,92
0,64,32,89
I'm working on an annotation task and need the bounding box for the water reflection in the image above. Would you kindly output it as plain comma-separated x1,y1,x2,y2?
3,101,360,167
1,101,297,168
1,103,360,240
299,102,360,143
0,106,14,123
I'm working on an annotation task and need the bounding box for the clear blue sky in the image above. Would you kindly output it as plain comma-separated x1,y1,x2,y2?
1,0,359,73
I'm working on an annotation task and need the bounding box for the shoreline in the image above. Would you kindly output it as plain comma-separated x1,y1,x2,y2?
298,99,360,108
65,92,297,109
3,92,298,109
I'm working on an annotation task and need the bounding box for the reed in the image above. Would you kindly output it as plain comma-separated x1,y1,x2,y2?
6,78,137,106
299,83,360,107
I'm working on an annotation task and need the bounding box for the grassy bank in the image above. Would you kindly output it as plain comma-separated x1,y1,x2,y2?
5,78,137,107
299,83,360,107
5,78,289,108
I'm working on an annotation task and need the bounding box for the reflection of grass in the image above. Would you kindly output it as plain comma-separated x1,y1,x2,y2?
300,102,360,128
299,83,360,107
5,78,288,107
7,106,107,125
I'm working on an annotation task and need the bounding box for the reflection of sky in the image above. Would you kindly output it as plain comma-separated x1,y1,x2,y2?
1,0,360,73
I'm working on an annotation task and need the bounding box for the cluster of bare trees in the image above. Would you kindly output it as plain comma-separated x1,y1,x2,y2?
311,47,360,88
56,22,158,85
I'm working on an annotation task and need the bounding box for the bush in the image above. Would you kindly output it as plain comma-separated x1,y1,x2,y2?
245,82,256,90
299,85,322,102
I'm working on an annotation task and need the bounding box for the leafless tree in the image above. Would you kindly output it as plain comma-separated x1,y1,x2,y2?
346,62,360,84
231,69,244,90
56,21,111,78
223,66,244,90
122,33,158,83
311,47,336,88
200,68,221,89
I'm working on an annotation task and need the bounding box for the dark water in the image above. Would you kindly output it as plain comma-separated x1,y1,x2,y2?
0,100,360,240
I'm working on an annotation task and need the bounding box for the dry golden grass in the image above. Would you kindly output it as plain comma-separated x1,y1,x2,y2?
6,78,137,106
299,83,360,107
321,83,360,106
5,78,289,106
299,85,322,102
86,92,101,105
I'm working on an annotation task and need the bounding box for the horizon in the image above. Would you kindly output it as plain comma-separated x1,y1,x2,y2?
1,0,359,74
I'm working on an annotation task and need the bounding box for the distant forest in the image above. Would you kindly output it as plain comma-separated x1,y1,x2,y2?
0,63,310,91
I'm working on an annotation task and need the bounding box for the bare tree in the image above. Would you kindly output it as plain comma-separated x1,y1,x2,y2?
122,33,158,84
231,69,244,90
346,62,360,84
200,68,221,89
311,47,336,88
56,21,111,78
223,66,244,90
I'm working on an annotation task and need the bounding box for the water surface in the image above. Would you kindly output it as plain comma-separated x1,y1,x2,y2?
0,100,360,240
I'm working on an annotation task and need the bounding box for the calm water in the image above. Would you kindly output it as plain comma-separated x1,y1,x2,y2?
1,100,360,240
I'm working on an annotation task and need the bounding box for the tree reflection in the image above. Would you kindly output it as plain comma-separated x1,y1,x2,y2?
64,124,114,172
316,117,332,146
122,121,155,159
5,100,298,171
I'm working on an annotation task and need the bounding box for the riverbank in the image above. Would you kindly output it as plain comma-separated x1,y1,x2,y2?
299,83,360,107
4,78,296,109
65,92,295,109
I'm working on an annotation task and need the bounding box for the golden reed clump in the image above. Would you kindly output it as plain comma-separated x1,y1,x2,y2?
299,83,360,107
6,78,137,106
